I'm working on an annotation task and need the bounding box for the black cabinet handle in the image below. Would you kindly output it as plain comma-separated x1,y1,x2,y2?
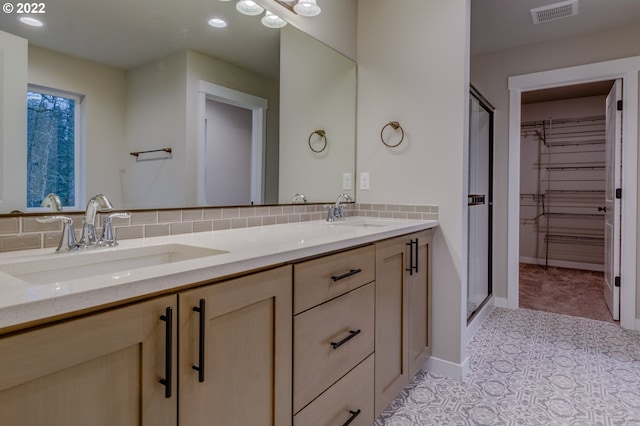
406,238,419,275
598,206,607,212
342,409,362,426
414,238,419,274
331,329,361,349
331,268,362,282
159,307,173,398
405,240,414,275
192,299,206,383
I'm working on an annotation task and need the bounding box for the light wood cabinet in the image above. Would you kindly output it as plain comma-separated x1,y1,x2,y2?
178,266,292,426
374,229,432,417
0,295,177,426
292,246,376,425
0,227,434,425
294,354,375,426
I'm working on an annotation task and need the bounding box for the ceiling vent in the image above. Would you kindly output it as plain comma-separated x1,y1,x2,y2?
531,0,579,24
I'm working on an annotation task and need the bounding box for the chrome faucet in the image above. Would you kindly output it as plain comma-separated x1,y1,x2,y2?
326,193,353,222
79,194,114,247
98,212,131,247
40,193,63,212
36,215,79,252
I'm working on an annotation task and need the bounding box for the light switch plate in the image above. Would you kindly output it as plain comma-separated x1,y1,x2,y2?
342,173,352,190
360,172,370,190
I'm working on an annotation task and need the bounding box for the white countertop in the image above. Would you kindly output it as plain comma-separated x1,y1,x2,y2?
0,217,438,331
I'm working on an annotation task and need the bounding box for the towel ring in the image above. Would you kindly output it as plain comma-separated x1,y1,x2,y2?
380,121,404,148
308,130,327,153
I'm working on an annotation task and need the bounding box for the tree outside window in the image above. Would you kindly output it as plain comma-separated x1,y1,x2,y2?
26,89,79,209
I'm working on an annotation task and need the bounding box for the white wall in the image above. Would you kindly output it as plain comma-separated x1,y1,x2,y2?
471,23,640,318
124,51,187,209
279,25,356,203
357,0,471,374
0,31,27,213
185,50,280,205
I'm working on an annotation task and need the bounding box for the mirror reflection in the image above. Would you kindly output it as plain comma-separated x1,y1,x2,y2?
0,0,355,214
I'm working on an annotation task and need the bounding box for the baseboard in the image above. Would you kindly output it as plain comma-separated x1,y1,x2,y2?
425,355,469,380
519,257,604,272
467,298,493,341
494,296,509,308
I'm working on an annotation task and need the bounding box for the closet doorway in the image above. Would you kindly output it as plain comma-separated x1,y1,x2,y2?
518,79,621,322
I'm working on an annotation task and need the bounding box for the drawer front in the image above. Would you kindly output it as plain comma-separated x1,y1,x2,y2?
294,245,374,314
293,283,374,413
294,354,374,426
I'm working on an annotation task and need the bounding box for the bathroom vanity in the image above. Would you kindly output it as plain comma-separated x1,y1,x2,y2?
0,217,436,425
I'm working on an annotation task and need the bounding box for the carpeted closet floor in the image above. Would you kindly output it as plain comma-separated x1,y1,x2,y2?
519,263,614,323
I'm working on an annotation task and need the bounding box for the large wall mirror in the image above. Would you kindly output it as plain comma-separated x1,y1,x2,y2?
0,0,356,214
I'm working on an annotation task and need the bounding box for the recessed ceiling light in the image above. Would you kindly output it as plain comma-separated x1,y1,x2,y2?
18,16,44,27
208,17,228,28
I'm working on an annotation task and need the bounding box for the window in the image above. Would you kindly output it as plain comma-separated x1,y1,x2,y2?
26,86,82,210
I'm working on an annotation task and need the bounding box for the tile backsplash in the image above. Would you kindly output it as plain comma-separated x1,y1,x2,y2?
0,203,438,253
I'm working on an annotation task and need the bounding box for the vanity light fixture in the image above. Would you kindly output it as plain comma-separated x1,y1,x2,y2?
293,0,321,17
261,10,287,28
236,0,265,16
18,16,44,27
208,17,228,28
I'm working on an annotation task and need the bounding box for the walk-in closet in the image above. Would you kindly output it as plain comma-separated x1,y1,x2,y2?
518,82,616,322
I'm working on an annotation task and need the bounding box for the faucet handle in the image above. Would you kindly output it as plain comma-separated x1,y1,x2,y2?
37,215,79,252
99,212,131,247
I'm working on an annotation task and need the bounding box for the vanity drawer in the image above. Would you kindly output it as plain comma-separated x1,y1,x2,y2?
293,245,374,314
293,282,374,413
294,354,374,426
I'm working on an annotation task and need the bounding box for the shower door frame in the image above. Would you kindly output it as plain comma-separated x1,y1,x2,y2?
467,86,494,322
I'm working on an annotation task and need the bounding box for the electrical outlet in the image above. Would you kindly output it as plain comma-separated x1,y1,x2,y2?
360,172,370,190
342,173,352,190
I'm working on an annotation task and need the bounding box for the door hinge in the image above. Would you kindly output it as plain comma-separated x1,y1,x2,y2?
615,276,621,287
616,188,622,199
617,100,623,111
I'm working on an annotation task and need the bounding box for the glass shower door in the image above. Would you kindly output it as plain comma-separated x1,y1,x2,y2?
467,88,493,320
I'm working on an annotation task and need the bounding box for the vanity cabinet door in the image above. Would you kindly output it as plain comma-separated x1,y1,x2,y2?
407,230,433,378
178,266,292,426
374,235,410,417
0,295,177,426
374,229,432,417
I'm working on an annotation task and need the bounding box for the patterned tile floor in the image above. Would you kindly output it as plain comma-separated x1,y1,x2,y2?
375,307,640,425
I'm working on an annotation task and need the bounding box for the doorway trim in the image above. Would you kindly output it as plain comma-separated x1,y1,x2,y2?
196,80,268,205
507,56,640,330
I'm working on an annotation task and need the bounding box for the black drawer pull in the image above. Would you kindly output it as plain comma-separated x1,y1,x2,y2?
343,409,362,426
331,268,362,282
159,307,173,398
331,329,361,349
192,299,206,383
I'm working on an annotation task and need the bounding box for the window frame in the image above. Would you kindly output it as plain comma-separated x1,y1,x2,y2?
26,84,84,212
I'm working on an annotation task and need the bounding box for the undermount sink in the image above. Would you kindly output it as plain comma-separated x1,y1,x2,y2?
330,219,396,228
0,244,227,285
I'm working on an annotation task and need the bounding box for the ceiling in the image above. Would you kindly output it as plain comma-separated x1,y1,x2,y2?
472,0,640,103
471,0,640,56
2,0,639,97
0,0,281,78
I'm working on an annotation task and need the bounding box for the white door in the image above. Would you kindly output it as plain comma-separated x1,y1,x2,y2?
204,99,253,206
604,79,622,320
